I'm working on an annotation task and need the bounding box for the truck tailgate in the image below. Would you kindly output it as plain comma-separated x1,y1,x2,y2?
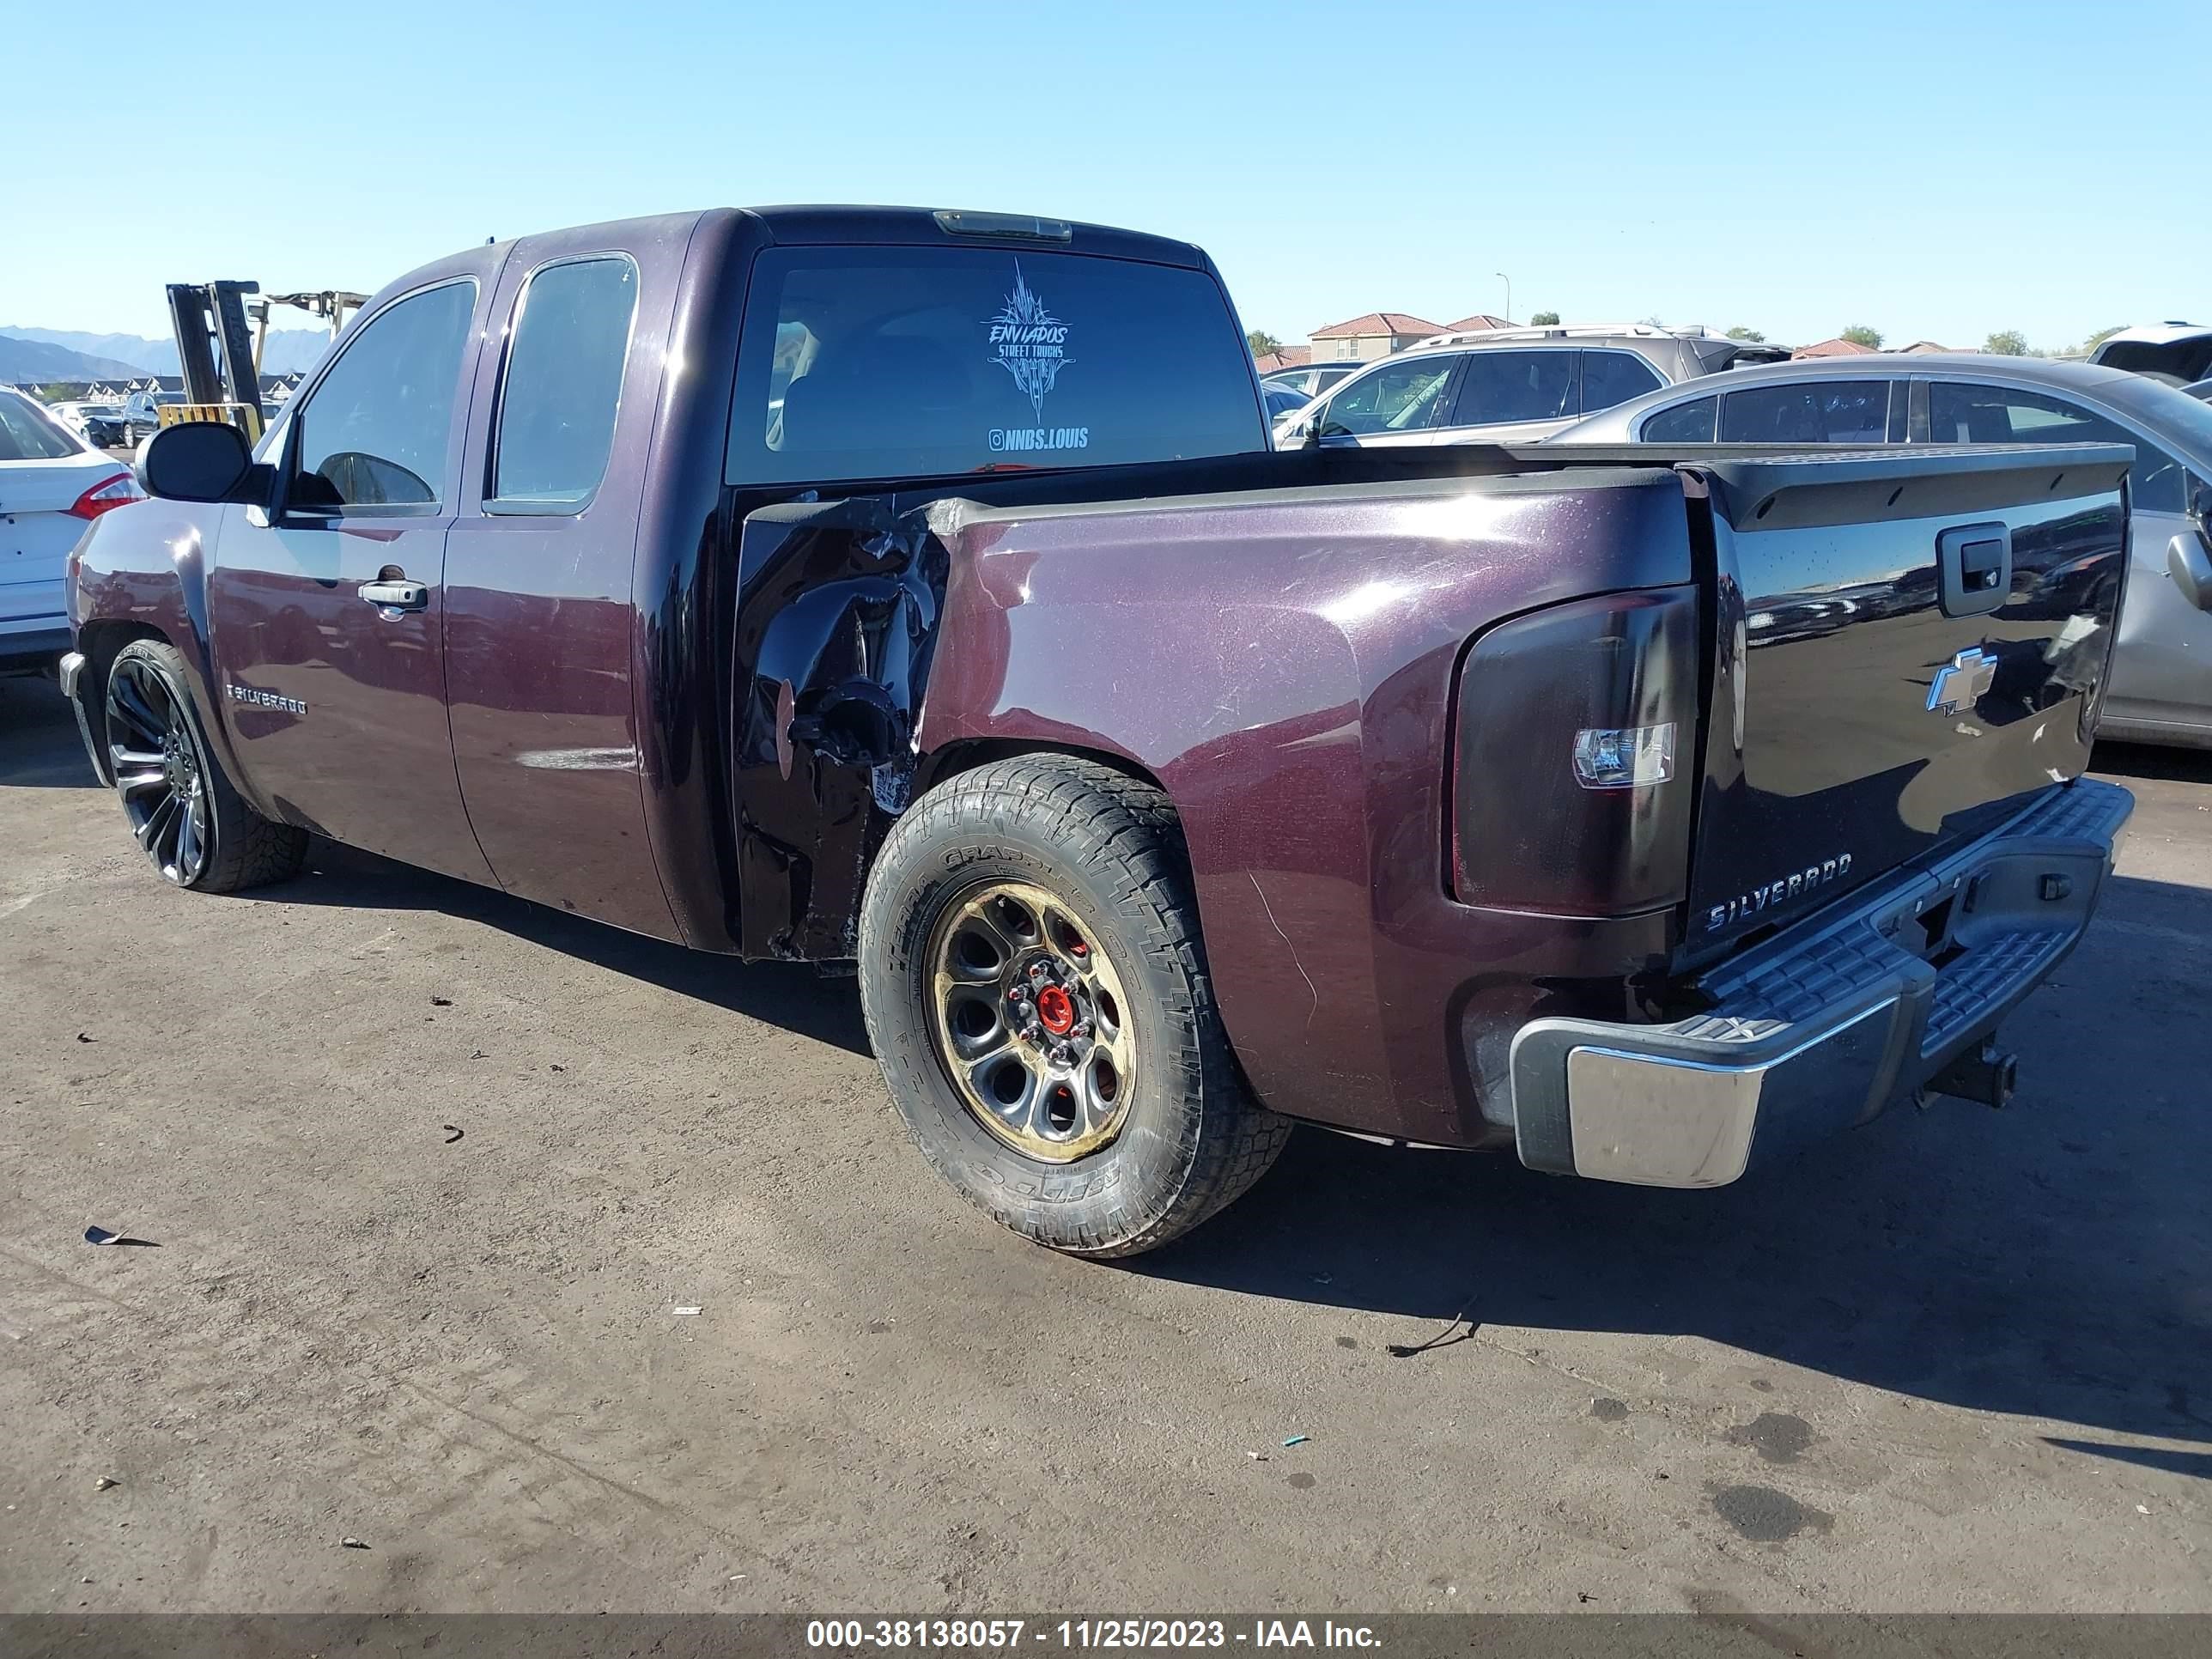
1680,445,2130,954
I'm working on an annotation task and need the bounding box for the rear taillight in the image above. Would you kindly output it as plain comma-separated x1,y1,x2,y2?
66,472,144,520
1449,586,1700,915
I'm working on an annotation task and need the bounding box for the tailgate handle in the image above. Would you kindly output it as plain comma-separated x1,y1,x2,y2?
1936,522,2012,618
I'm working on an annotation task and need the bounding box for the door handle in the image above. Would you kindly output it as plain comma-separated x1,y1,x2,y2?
1935,522,2011,618
358,579,429,614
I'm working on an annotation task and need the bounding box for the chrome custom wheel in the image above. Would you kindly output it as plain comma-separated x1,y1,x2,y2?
927,879,1136,1162
106,649,214,885
96,638,307,894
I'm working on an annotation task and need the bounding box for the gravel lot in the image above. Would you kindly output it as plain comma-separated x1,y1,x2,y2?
2,671,2207,1614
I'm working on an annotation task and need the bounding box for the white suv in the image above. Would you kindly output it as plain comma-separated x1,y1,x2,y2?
1273,323,1785,450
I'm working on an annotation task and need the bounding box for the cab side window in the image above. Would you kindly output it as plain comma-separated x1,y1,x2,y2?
288,280,477,512
1925,382,2188,514
490,257,639,511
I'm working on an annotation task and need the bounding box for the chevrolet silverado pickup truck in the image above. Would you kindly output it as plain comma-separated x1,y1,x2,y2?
62,206,2136,1257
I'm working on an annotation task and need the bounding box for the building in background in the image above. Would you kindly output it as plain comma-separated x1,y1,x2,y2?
1792,337,1879,360
1308,313,1443,362
1437,313,1513,336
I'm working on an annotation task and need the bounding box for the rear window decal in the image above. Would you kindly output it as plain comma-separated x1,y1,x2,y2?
986,262,1074,419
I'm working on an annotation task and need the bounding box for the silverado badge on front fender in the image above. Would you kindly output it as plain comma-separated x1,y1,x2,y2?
1705,854,1853,934
227,679,306,717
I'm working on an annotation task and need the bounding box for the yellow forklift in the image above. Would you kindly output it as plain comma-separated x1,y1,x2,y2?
158,282,364,443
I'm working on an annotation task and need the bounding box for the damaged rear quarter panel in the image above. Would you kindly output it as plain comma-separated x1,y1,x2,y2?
738,471,1695,1144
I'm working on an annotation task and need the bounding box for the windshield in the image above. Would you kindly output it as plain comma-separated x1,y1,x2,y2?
0,391,88,461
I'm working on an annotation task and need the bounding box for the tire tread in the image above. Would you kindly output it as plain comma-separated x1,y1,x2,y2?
860,755,1290,1258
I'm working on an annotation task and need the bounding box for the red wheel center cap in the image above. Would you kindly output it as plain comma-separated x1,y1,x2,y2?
1035,985,1076,1036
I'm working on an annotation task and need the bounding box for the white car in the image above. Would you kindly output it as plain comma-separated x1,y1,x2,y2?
2088,322,2212,386
0,390,143,674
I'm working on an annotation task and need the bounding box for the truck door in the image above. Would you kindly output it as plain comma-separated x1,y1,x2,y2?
441,230,684,938
205,270,495,884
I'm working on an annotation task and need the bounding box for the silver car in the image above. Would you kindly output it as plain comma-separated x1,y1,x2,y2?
1258,361,1364,402
1549,354,2212,750
1273,323,1788,450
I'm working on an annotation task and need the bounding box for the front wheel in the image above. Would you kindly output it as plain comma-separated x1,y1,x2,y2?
102,639,307,892
858,755,1291,1258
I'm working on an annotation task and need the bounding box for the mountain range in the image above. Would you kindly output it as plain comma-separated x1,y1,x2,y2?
0,325,335,383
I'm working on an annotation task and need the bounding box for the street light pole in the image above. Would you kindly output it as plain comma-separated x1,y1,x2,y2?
1496,272,1512,325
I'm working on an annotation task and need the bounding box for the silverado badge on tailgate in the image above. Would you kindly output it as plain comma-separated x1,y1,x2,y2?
1705,853,1854,934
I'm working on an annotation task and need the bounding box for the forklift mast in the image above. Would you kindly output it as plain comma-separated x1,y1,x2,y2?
164,281,266,441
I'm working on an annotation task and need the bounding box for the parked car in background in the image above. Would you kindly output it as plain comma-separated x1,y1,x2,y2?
61,400,129,447
1257,360,1364,402
0,388,142,674
1549,354,2212,750
1273,323,1790,449
119,389,186,445
2089,322,2212,386
1261,382,1309,422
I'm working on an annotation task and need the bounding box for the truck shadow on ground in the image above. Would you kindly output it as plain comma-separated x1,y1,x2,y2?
257,839,875,1057
0,677,101,789
1141,867,2212,1471
0,677,872,1054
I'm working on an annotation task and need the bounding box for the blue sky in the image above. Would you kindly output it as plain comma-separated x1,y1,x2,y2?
4,0,2199,352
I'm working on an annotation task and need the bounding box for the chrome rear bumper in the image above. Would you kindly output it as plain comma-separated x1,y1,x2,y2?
1509,778,2134,1188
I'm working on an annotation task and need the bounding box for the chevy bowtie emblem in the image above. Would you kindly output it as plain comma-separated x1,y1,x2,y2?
1927,646,1997,716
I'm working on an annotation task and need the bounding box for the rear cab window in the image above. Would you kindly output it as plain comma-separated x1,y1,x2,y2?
726,246,1262,484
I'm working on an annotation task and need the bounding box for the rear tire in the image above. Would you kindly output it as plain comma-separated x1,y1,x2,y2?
102,638,307,893
858,755,1291,1258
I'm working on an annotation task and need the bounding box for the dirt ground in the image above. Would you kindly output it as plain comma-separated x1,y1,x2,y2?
2,672,2207,1614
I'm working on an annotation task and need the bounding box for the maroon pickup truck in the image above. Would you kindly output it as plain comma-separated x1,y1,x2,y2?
63,206,2135,1256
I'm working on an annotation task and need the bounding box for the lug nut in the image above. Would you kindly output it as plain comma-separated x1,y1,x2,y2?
1070,1020,1091,1038
1053,1045,1075,1066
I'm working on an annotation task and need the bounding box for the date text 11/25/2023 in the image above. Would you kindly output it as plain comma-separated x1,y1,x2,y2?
804,1620,1382,1649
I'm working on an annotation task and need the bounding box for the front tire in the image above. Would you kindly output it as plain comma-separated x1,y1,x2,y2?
102,639,307,892
858,755,1291,1258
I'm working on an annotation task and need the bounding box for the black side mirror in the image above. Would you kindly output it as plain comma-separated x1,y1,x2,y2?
141,421,258,503
2191,482,2212,549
